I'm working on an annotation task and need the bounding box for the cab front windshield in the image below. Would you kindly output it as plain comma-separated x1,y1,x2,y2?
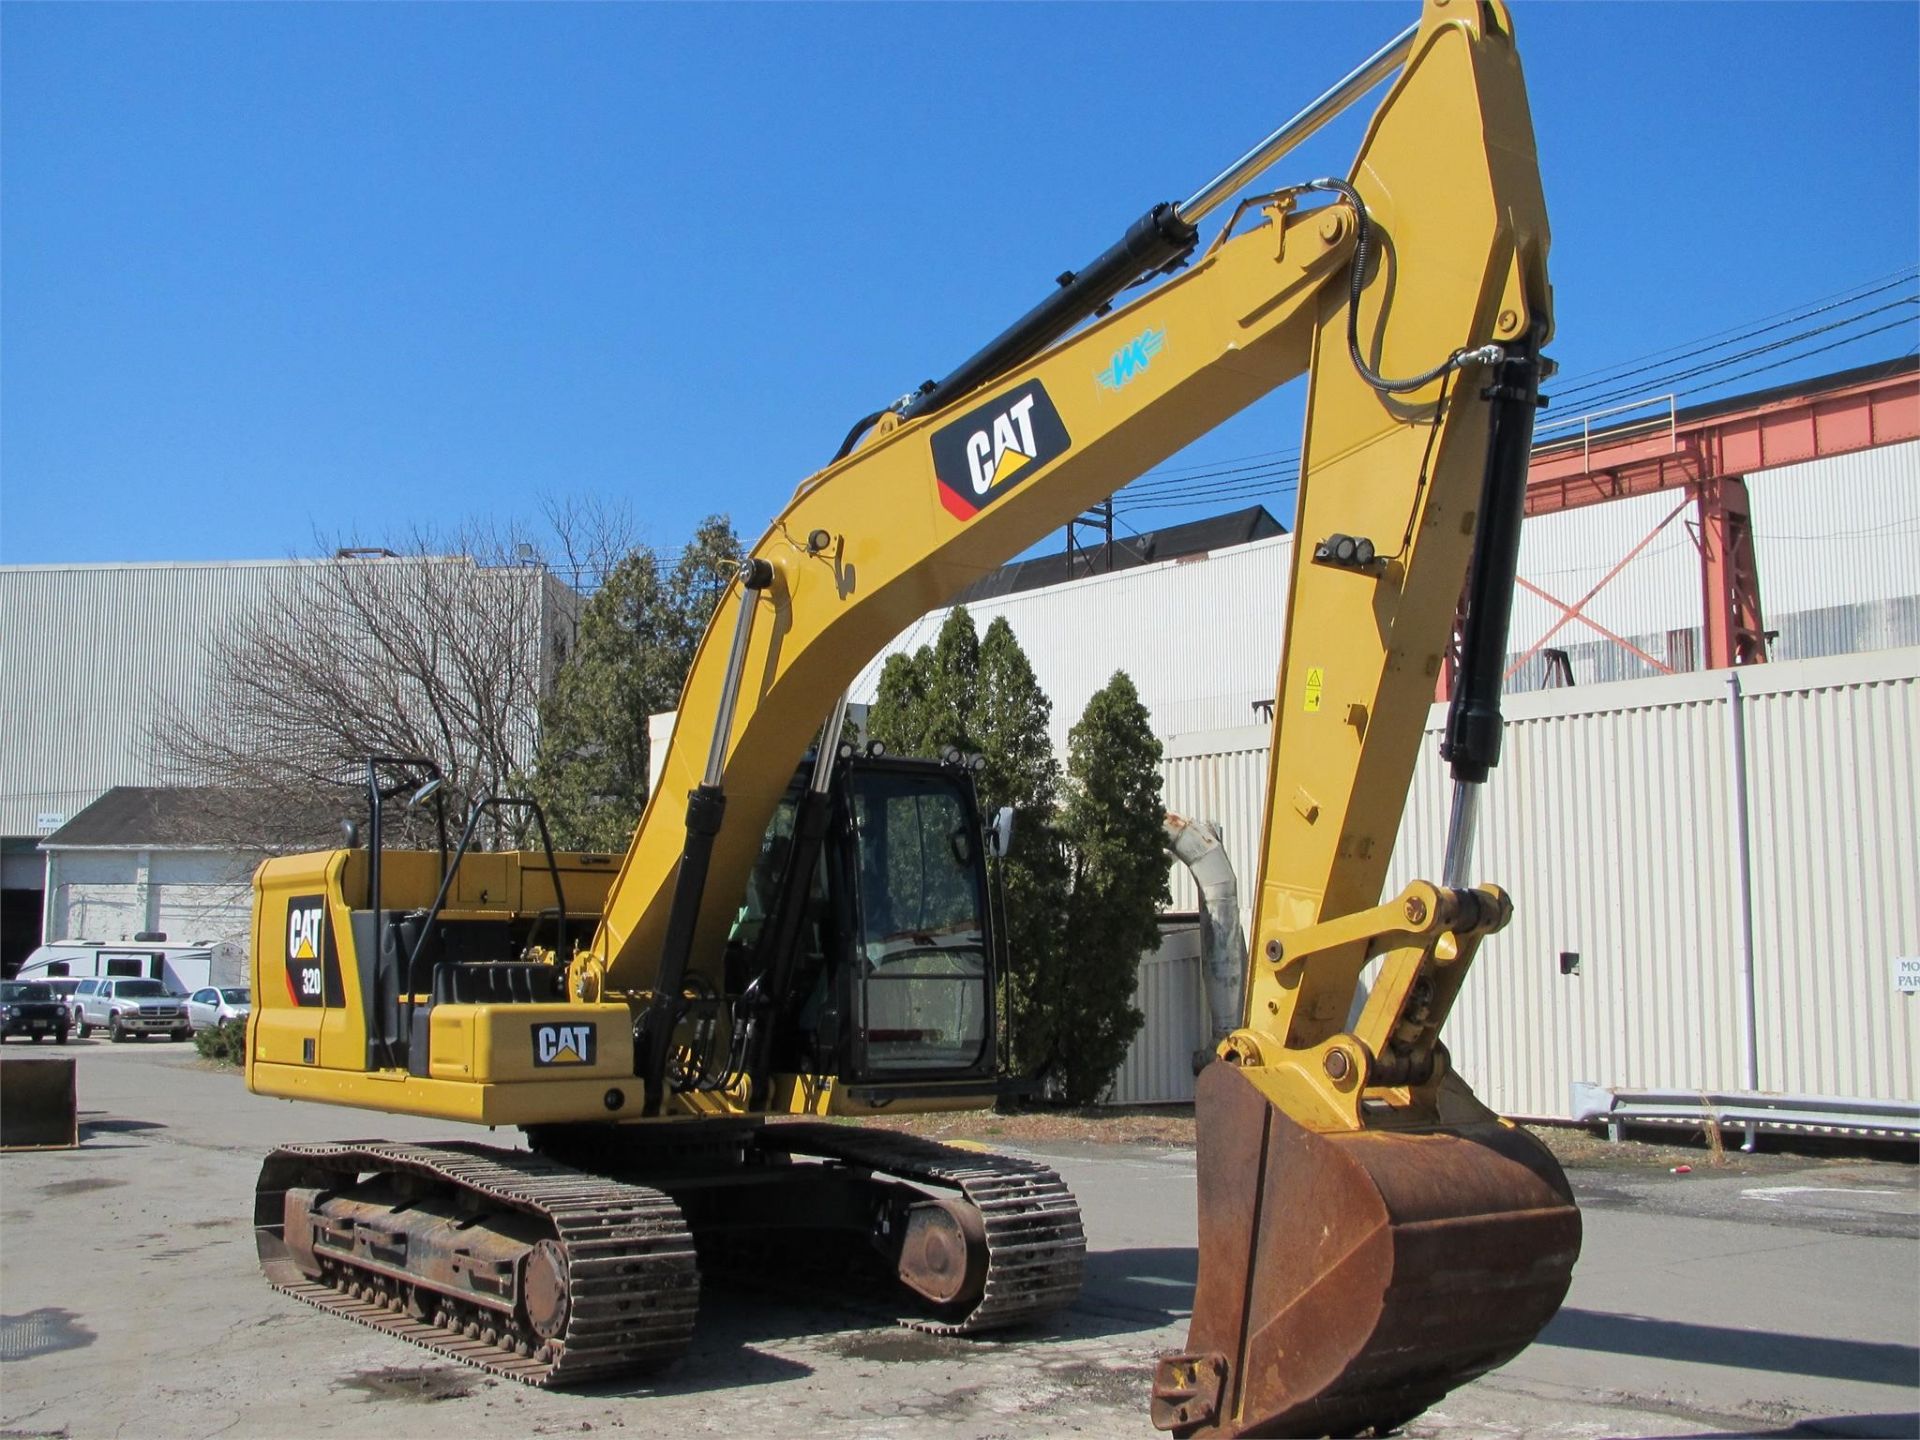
851,770,990,1074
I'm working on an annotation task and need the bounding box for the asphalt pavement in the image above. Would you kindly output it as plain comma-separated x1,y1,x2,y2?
0,1038,1914,1439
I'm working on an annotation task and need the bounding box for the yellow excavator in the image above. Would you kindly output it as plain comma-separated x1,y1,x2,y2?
246,2,1579,1432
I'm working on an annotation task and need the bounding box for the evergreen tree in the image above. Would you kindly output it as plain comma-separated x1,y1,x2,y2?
865,609,1071,1085
1050,671,1168,1104
975,618,1071,1083
867,651,927,755
531,515,740,850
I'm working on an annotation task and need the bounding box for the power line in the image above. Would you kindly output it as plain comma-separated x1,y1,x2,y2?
1552,292,1917,413
1121,451,1301,495
1085,268,1918,530
1550,266,1918,397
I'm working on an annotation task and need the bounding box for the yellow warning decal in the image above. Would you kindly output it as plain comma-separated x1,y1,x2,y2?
1303,666,1325,713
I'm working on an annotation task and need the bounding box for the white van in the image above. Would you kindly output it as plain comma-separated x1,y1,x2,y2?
17,939,245,996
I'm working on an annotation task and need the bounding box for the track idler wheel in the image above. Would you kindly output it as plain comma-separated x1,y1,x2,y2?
1152,1061,1581,1438
894,1198,989,1310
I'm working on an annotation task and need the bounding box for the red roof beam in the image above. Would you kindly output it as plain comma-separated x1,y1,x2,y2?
1524,367,1920,516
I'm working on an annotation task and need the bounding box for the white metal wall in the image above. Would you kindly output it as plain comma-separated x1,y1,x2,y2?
0,558,570,839
1741,657,1920,1100
1747,439,1920,614
1149,647,1920,1116
43,847,255,946
1505,438,1920,690
1106,922,1204,1107
1509,489,1704,663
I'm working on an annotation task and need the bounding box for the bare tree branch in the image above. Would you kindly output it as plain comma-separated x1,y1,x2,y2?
150,509,620,852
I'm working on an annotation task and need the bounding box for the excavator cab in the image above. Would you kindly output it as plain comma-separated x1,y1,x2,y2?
711,751,1002,1101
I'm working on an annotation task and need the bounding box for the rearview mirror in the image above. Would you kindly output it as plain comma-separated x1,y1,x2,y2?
987,806,1016,859
407,777,444,811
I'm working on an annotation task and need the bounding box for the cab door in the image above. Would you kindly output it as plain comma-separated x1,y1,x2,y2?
844,765,996,1084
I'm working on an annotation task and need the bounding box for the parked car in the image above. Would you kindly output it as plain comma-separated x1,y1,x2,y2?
0,980,72,1044
71,977,191,1042
186,986,251,1033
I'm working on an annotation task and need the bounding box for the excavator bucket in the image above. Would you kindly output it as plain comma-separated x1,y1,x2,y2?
1153,1062,1580,1438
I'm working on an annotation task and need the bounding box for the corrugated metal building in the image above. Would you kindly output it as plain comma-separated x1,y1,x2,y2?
0,557,574,961
1136,646,1920,1116
1504,440,1920,689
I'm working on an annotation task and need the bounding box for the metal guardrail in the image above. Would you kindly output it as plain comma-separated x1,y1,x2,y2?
1532,394,1678,473
1570,1081,1920,1152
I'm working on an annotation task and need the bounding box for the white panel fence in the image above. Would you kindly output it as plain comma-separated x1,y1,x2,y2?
1109,647,1920,1117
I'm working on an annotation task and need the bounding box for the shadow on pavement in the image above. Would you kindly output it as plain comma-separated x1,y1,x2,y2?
566,1280,836,1396
78,1116,166,1139
1541,1307,1919,1388
1063,1246,1196,1335
1646,1414,1918,1439
569,1244,1202,1396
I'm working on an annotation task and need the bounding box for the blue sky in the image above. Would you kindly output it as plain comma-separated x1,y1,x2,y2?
4,2,1916,567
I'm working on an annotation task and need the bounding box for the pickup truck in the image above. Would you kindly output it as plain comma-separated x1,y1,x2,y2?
71,977,191,1042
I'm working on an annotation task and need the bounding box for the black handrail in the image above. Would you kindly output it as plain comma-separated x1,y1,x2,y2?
398,795,570,1051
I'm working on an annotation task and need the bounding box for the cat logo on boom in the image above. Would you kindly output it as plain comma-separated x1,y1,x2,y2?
930,380,1071,521
532,1023,596,1067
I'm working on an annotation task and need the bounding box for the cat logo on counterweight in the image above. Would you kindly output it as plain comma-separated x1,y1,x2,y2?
532,1023,596,1067
930,380,1071,521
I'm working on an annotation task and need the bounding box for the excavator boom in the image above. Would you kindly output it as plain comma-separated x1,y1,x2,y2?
594,0,1545,998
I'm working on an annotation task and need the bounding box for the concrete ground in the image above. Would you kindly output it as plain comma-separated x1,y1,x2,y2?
1,1040,1914,1440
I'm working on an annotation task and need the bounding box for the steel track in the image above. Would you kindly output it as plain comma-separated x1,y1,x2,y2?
753,1123,1085,1334
256,1141,698,1387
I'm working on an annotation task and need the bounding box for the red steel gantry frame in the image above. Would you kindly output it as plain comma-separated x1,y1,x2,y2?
1439,357,1919,697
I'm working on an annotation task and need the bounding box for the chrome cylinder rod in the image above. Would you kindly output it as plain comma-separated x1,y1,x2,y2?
1178,21,1418,226
703,560,775,788
1441,778,1480,889
810,693,851,795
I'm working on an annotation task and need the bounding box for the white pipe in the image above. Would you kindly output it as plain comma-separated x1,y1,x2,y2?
1725,668,1761,1152
1164,814,1249,1069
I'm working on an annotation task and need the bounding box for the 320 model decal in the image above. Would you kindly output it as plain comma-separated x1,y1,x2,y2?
284,894,344,1008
